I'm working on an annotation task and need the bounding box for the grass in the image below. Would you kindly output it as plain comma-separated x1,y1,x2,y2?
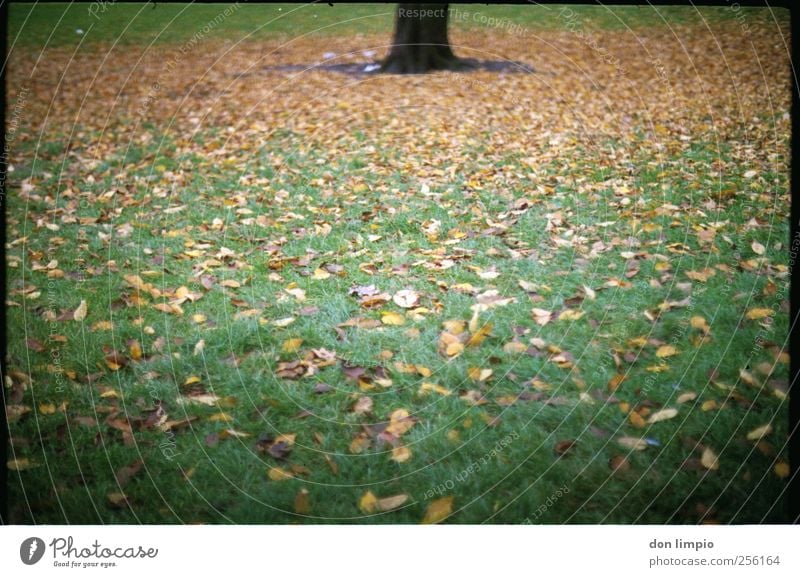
5,4,791,524
9,3,782,48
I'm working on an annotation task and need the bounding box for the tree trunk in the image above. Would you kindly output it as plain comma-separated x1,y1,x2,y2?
381,4,470,74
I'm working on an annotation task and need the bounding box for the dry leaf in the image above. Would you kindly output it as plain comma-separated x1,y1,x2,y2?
421,496,454,524
647,408,678,423
746,424,773,441
701,447,720,471
73,299,88,321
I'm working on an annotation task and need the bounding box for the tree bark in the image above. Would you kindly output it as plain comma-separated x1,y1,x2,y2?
381,3,470,74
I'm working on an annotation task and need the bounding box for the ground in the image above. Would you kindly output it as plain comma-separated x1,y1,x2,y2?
5,4,792,523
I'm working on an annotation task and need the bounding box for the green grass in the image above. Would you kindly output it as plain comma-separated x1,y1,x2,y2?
9,3,782,49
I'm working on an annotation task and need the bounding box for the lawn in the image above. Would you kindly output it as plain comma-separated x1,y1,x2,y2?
5,3,791,524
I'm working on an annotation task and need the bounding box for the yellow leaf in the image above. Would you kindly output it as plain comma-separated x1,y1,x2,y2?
419,382,451,396
466,322,492,347
184,375,202,386
656,345,678,358
273,317,295,328
677,392,697,404
220,279,241,288
8,458,40,471
608,373,626,392
558,309,584,321
701,447,720,471
690,316,709,332
381,312,405,326
268,467,294,481
442,320,466,334
208,412,233,422
647,408,679,423
445,342,464,357
701,400,719,412
745,308,773,320
390,446,412,463
628,411,646,428
294,489,310,514
359,491,378,514
73,299,88,321
91,320,113,331
38,403,56,415
421,496,454,524
349,434,371,454
129,340,143,360
468,367,493,382
774,462,790,479
746,424,773,441
312,268,331,280
751,240,765,255
282,338,303,353
385,409,415,436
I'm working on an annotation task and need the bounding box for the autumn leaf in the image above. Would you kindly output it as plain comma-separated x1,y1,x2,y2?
746,424,772,441
351,396,373,415
73,299,88,321
392,289,420,308
358,491,378,514
267,467,294,481
294,489,310,514
421,496,454,524
655,345,678,358
745,308,773,320
647,408,678,424
390,446,412,463
282,338,303,353
381,311,405,326
701,447,720,471
377,494,408,512
419,382,451,396
618,437,648,451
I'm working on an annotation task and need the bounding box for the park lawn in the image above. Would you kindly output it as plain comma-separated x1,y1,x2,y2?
5,4,791,523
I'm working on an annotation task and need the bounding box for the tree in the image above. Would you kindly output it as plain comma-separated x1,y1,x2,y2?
381,3,471,74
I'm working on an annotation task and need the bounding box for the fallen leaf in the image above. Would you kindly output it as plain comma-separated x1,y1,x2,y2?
656,345,678,358
73,299,88,321
267,467,294,481
359,491,378,514
701,447,720,471
618,437,648,451
390,446,412,463
381,311,405,326
377,494,409,512
392,289,420,308
746,424,773,441
421,496,454,524
647,408,679,423
294,489,310,514
351,396,373,415
745,308,773,320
